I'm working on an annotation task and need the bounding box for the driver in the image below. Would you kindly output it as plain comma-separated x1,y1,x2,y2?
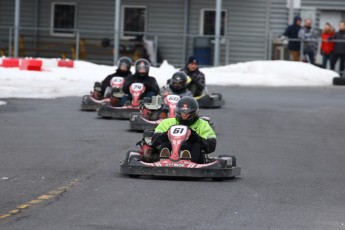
162,71,193,97
151,96,216,163
98,56,133,98
180,56,206,97
120,58,160,106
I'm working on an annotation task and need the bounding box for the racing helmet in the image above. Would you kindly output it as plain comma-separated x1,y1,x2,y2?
117,56,132,72
170,71,188,93
135,58,150,76
176,96,199,126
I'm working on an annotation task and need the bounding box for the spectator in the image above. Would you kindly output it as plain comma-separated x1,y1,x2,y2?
180,56,205,97
282,16,302,61
298,19,319,64
330,21,345,76
320,23,335,69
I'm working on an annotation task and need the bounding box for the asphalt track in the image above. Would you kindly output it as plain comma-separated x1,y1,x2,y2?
1,86,345,230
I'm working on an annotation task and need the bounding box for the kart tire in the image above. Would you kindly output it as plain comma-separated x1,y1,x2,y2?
211,93,222,101
333,77,345,86
125,150,141,163
218,154,237,167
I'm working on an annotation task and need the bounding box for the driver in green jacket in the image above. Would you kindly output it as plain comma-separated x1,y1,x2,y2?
151,96,216,163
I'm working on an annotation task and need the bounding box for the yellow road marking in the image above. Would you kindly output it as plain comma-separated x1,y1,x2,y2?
0,179,79,220
28,200,43,204
38,195,54,200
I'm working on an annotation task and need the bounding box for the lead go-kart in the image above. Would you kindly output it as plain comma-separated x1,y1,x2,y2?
97,83,145,119
81,76,125,111
129,94,214,132
120,125,241,181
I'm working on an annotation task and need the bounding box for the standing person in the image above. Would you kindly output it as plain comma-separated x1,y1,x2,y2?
180,56,205,97
298,19,319,65
282,16,302,61
151,97,216,164
100,56,132,98
120,58,160,105
330,21,345,76
320,23,335,69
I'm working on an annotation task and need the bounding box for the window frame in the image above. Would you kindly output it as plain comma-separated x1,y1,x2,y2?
199,8,227,37
121,5,147,40
50,2,77,37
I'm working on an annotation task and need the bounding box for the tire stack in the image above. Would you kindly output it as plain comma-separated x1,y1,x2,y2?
333,71,345,86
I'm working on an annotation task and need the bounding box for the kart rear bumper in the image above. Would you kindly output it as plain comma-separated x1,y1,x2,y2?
129,113,160,131
97,105,139,119
197,94,225,108
120,160,241,179
81,95,99,111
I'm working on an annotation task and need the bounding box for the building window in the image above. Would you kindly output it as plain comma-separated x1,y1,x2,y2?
122,6,146,39
51,2,76,36
200,9,226,36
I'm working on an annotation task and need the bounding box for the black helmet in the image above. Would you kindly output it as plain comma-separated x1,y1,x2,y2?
176,97,199,126
170,71,187,93
117,56,132,72
135,58,150,76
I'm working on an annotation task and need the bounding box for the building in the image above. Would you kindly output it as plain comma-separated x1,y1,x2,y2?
0,0,344,67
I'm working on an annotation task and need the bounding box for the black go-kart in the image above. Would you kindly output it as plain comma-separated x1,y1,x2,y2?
129,94,214,132
120,126,240,181
195,87,225,109
97,83,145,119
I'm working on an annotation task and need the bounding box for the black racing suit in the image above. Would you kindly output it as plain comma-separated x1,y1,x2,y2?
120,73,160,105
180,67,206,97
100,69,132,96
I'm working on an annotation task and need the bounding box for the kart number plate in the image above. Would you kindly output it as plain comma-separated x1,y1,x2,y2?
169,125,188,136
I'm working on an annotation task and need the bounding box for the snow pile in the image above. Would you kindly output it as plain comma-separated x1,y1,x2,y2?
0,58,339,101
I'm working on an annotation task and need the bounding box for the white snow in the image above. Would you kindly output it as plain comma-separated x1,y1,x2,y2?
0,57,339,106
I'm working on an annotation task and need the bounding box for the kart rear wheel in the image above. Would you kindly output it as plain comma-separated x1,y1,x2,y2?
125,150,141,163
218,154,237,167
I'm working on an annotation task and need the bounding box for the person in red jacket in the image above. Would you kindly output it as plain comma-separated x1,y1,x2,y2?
320,23,335,69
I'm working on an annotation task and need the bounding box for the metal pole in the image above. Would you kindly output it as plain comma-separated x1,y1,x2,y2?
214,0,222,66
288,0,294,25
8,28,13,57
14,0,21,57
76,30,80,60
268,33,272,60
154,35,158,66
264,0,271,60
182,0,189,66
225,36,229,64
114,0,121,65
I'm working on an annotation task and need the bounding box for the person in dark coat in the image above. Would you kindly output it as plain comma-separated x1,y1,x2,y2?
330,21,345,76
298,19,319,65
282,16,302,61
120,58,160,105
100,56,132,98
180,56,206,97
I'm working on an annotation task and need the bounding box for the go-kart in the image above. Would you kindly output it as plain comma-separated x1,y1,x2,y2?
195,87,225,109
129,94,179,131
81,76,125,111
184,77,225,108
129,94,214,132
97,83,145,119
120,125,240,181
